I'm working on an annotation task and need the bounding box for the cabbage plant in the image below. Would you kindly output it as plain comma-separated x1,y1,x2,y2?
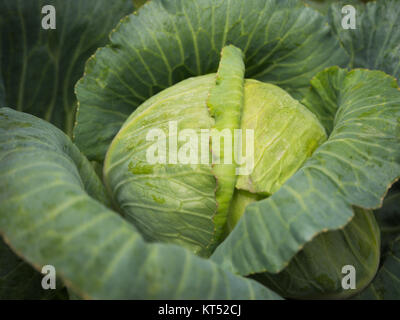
0,0,400,300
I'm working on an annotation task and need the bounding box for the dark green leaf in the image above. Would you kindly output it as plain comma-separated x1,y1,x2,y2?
328,0,400,82
0,0,134,136
327,0,400,256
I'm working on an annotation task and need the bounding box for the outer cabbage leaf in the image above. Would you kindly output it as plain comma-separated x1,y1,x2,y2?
0,0,134,135
74,0,348,162
328,0,400,255
328,0,400,82
211,67,400,276
354,236,400,300
0,108,280,300
2,34,55,298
